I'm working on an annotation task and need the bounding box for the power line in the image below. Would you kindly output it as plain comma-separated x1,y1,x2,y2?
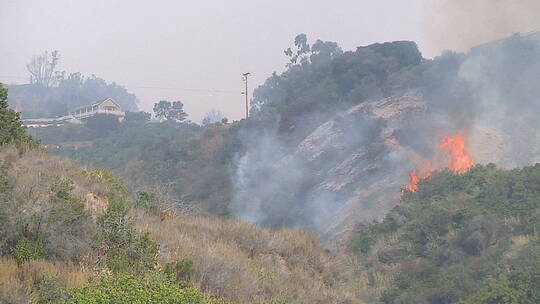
0,76,240,95
124,85,239,94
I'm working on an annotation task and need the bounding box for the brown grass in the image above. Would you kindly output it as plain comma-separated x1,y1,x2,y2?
0,145,363,303
0,145,117,214
0,257,88,303
137,212,361,304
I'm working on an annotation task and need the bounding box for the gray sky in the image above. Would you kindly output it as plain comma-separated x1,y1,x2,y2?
2,0,537,122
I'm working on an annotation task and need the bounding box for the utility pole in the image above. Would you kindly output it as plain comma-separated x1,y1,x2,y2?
242,72,250,119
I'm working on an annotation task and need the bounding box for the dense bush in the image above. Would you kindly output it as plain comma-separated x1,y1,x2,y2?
0,83,33,146
11,237,44,266
350,164,540,303
65,273,205,304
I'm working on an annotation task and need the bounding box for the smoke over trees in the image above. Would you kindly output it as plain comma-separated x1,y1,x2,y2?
7,52,139,118
202,109,225,125
423,0,540,56
231,33,540,234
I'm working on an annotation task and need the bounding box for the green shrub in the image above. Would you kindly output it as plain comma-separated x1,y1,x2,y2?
349,233,375,254
35,276,67,304
65,273,205,304
98,199,159,274
164,259,194,283
12,237,44,265
350,164,540,303
136,191,158,212
0,83,33,146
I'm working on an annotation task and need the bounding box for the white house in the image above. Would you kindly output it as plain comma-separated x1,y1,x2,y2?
22,98,125,128
69,98,125,121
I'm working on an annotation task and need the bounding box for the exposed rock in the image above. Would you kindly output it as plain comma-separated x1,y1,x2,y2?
292,94,426,243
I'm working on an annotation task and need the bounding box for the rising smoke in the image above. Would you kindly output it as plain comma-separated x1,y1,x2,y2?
424,0,540,57
230,30,540,235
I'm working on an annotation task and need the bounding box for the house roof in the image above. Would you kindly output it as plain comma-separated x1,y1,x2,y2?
70,98,122,112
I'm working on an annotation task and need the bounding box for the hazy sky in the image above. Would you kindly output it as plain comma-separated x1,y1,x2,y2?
1,0,538,121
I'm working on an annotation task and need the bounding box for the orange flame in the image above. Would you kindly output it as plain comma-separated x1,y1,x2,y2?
406,161,433,192
405,133,473,192
440,133,474,173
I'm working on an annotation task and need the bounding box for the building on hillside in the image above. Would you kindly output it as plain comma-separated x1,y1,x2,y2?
22,98,125,128
69,98,125,121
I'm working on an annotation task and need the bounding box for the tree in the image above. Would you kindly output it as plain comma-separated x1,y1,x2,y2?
153,100,188,123
125,111,151,123
26,50,61,87
0,83,31,145
284,33,311,66
86,114,120,136
202,109,224,125
310,40,343,66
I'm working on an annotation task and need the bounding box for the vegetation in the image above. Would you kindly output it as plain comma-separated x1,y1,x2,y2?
349,164,540,303
0,84,32,146
7,51,138,118
66,273,205,304
137,211,356,303
153,100,189,123
1,84,355,303
251,35,423,145
32,118,240,216
4,34,540,303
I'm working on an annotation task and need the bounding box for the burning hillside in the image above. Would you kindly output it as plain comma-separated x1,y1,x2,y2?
407,133,474,192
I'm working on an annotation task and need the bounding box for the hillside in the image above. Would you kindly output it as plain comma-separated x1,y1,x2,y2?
0,144,356,303
349,165,540,303
26,34,540,254
1,84,358,303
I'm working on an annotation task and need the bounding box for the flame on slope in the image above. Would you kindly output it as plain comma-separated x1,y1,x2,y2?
406,161,433,192
406,133,473,192
440,133,474,173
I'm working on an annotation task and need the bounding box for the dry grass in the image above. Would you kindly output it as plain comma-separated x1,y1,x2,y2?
0,145,120,203
1,145,363,303
137,212,361,304
0,257,88,303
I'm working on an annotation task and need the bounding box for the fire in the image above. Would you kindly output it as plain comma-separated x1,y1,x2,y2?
405,133,473,192
440,134,474,173
406,161,433,192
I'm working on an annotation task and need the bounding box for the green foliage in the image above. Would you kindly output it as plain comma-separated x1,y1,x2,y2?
349,232,375,254
135,191,158,212
164,259,194,284
65,273,205,304
253,36,422,144
12,237,44,265
85,114,120,136
50,178,86,217
351,164,540,303
97,199,159,274
460,244,540,304
153,100,188,123
45,122,236,216
125,111,151,123
0,83,32,146
82,168,128,197
35,276,68,304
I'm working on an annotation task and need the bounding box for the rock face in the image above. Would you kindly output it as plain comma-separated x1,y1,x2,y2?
233,92,540,245
292,94,426,242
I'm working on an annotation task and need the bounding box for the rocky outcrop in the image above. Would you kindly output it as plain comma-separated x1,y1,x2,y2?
293,94,426,243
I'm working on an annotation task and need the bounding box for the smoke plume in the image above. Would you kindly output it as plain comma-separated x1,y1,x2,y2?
229,33,540,236
424,0,540,57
